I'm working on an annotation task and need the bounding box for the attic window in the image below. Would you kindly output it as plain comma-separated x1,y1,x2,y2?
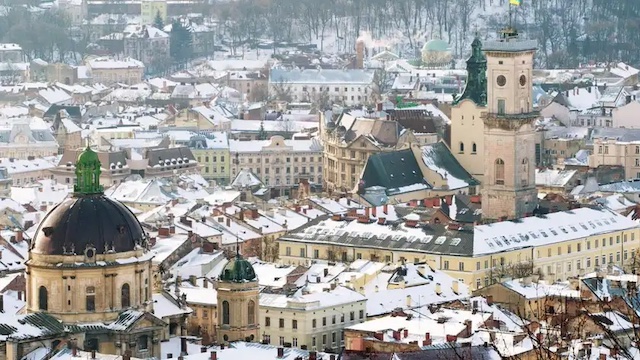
540,231,548,238
450,238,461,246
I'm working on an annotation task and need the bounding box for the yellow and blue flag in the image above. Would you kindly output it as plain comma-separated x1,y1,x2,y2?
510,0,521,5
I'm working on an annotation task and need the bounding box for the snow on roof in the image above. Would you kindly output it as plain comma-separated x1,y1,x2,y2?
152,292,192,319
308,196,362,214
270,68,375,85
502,279,580,300
228,138,322,153
204,216,262,243
259,207,313,232
593,194,636,212
230,119,316,133
564,86,601,111
347,308,490,343
50,349,144,360
203,190,241,206
87,57,144,69
178,284,218,306
421,145,470,189
610,62,640,79
1,157,57,176
231,169,262,188
249,259,298,288
161,336,205,359
148,233,189,264
206,59,267,71
535,168,577,188
0,106,28,118
38,87,72,105
10,180,72,207
181,342,331,360
473,207,636,256
260,284,366,310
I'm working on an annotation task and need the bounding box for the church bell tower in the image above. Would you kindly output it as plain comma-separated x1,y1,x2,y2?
481,27,538,221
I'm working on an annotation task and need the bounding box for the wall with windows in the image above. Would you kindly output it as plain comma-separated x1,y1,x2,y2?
277,226,640,291
450,99,486,183
26,250,153,324
260,295,366,352
589,139,640,179
193,148,231,185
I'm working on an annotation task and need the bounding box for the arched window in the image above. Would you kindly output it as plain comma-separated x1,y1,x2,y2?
121,283,130,308
248,300,255,325
222,300,230,325
459,142,464,153
38,286,48,311
495,159,505,185
521,158,529,186
472,142,477,154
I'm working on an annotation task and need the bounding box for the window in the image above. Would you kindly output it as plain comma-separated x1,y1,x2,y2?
121,283,130,308
350,311,355,321
293,338,298,347
279,318,285,328
203,310,209,318
38,286,48,310
521,158,529,186
265,317,271,327
323,334,327,345
459,142,464,153
312,336,316,346
497,99,506,114
332,315,336,324
279,337,285,346
458,262,464,271
322,317,326,326
444,261,449,270
495,159,505,185
138,335,148,351
359,310,364,319
86,286,96,312
312,319,317,328
472,143,477,153
332,332,337,343
293,319,298,329
248,300,256,325
222,300,230,324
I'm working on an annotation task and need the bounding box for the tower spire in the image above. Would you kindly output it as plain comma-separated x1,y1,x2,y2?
74,139,103,196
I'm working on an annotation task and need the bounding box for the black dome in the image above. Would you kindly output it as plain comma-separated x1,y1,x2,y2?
31,195,146,256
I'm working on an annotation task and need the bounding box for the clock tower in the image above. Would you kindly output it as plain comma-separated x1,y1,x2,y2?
481,27,538,221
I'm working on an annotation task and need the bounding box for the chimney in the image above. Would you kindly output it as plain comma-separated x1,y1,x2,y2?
403,329,409,338
392,330,401,341
239,211,244,221
406,295,412,307
17,291,21,301
226,217,230,227
536,332,543,344
435,282,442,295
15,230,22,242
189,275,197,286
203,278,208,288
210,351,217,360
159,227,170,236
424,198,433,208
371,206,377,217
378,217,386,225
277,347,284,358
251,208,259,219
365,207,370,218
309,351,317,360
355,39,365,69
452,280,459,294
170,225,176,234
188,230,193,239
423,333,432,346
373,332,384,341
464,320,472,337
433,197,441,207
383,204,388,214
0,294,4,313
599,354,606,360
446,335,457,343
486,295,494,305
180,337,188,354
445,195,453,205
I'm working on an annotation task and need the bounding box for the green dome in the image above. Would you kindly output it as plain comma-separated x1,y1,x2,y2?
220,256,257,282
422,39,451,52
77,146,100,165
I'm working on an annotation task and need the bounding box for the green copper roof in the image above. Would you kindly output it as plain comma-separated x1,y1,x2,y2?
422,39,450,52
220,255,257,282
74,144,104,195
453,37,487,106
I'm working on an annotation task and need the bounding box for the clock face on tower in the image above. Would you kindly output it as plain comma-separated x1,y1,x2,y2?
497,75,506,87
519,75,527,86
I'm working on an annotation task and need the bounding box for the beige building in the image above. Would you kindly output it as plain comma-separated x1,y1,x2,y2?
141,0,167,26
2,157,56,186
0,119,59,159
227,71,268,102
86,57,145,85
481,29,538,221
322,113,417,193
260,285,366,351
215,255,260,343
124,25,170,67
277,205,640,291
588,138,640,179
230,135,323,194
52,148,131,186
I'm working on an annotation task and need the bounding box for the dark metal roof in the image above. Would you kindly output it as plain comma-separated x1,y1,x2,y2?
30,195,146,255
361,149,429,194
